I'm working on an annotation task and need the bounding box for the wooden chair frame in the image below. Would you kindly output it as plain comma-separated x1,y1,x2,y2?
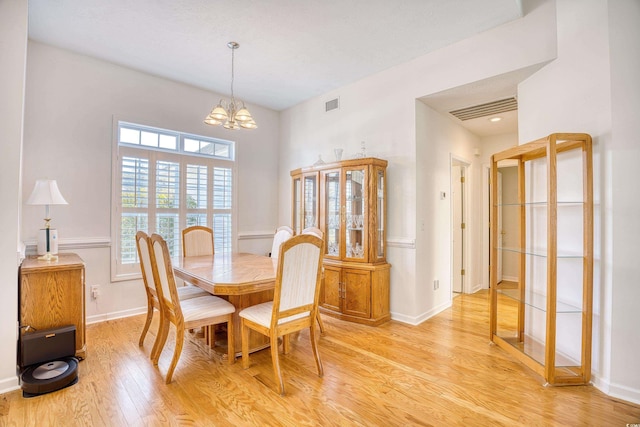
135,231,207,360
240,234,325,395
150,234,235,384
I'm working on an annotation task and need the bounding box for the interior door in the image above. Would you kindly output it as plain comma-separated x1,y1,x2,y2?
452,164,463,293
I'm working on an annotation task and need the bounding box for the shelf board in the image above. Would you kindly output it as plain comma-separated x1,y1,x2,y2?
497,289,583,313
496,246,584,258
496,201,585,207
494,333,582,370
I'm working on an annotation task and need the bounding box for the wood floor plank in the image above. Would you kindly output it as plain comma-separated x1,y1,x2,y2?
2,290,639,426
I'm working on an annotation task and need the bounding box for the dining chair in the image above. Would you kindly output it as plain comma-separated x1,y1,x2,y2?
149,233,236,384
182,225,216,341
182,225,214,257
270,225,293,259
301,226,323,238
135,231,208,360
239,234,324,395
300,227,326,334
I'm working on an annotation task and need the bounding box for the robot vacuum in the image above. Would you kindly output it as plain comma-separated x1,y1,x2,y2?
19,325,79,398
21,357,79,397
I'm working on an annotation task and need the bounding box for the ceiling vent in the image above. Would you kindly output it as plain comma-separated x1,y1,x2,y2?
325,98,339,112
449,97,517,121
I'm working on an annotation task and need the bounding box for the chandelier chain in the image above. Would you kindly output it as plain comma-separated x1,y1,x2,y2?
230,46,235,101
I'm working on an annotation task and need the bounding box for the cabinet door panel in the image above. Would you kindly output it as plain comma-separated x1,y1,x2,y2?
343,268,371,318
321,266,341,312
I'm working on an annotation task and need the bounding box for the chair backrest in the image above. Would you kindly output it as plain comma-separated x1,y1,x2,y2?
182,226,214,257
270,226,294,259
135,231,157,299
301,227,323,239
272,234,324,326
150,234,182,322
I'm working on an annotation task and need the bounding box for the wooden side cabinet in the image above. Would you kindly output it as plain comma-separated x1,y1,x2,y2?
19,253,87,359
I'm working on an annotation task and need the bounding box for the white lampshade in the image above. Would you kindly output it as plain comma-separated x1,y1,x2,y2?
26,179,68,206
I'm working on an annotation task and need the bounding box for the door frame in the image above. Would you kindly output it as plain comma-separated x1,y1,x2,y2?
450,155,470,295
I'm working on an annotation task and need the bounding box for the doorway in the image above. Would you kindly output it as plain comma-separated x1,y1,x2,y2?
451,157,469,294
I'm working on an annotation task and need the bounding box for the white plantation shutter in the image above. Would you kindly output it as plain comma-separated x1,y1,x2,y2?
113,121,236,279
213,166,233,253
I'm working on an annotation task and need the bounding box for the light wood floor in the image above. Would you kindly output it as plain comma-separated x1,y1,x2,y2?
2,290,639,426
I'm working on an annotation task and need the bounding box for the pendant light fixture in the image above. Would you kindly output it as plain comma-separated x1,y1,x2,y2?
204,42,257,130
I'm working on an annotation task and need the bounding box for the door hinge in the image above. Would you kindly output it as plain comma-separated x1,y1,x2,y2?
460,176,465,183
461,223,466,229
461,269,466,276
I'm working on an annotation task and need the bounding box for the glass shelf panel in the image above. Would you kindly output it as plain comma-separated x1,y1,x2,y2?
496,201,585,207
496,246,584,258
495,334,581,368
497,288,583,313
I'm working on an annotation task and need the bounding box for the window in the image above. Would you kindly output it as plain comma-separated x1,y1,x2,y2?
112,121,236,279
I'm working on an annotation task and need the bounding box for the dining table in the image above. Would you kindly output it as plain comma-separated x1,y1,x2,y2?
173,252,278,357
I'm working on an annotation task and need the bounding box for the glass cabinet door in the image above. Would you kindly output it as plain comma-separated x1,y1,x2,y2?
292,176,301,234
324,171,340,258
303,173,318,229
375,167,385,260
345,168,366,260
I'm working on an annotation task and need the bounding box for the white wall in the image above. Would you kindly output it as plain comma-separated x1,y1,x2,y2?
21,42,281,323
280,0,556,324
0,0,28,394
416,102,481,320
606,0,640,404
518,0,640,404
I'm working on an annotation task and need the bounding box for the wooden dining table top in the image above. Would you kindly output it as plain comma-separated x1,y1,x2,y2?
173,252,278,296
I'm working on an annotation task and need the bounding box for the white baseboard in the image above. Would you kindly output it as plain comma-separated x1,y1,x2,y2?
0,376,20,395
500,275,518,282
86,306,146,325
593,375,640,406
391,300,452,326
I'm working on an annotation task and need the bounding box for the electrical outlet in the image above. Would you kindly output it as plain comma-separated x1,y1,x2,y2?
91,285,100,299
433,279,439,290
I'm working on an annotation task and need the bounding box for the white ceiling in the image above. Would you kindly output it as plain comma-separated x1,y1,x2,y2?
28,0,525,109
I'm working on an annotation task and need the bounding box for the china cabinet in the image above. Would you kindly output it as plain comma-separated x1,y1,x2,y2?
291,157,390,325
489,133,593,385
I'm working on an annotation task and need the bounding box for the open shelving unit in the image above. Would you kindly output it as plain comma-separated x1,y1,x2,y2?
489,133,593,386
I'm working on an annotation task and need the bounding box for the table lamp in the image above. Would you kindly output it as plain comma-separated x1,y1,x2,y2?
26,179,68,261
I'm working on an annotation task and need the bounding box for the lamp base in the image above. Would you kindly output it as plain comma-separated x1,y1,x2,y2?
37,228,58,256
37,252,59,262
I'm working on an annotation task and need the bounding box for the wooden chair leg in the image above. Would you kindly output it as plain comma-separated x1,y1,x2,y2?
165,328,185,384
271,333,285,395
309,325,323,377
241,319,250,369
283,334,290,354
316,312,325,335
226,315,234,365
204,326,211,346
139,302,154,347
151,313,169,365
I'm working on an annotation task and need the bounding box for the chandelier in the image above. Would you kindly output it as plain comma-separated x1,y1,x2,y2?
204,42,257,130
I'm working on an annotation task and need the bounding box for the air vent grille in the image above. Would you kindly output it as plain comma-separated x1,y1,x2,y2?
325,98,339,112
449,97,517,121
